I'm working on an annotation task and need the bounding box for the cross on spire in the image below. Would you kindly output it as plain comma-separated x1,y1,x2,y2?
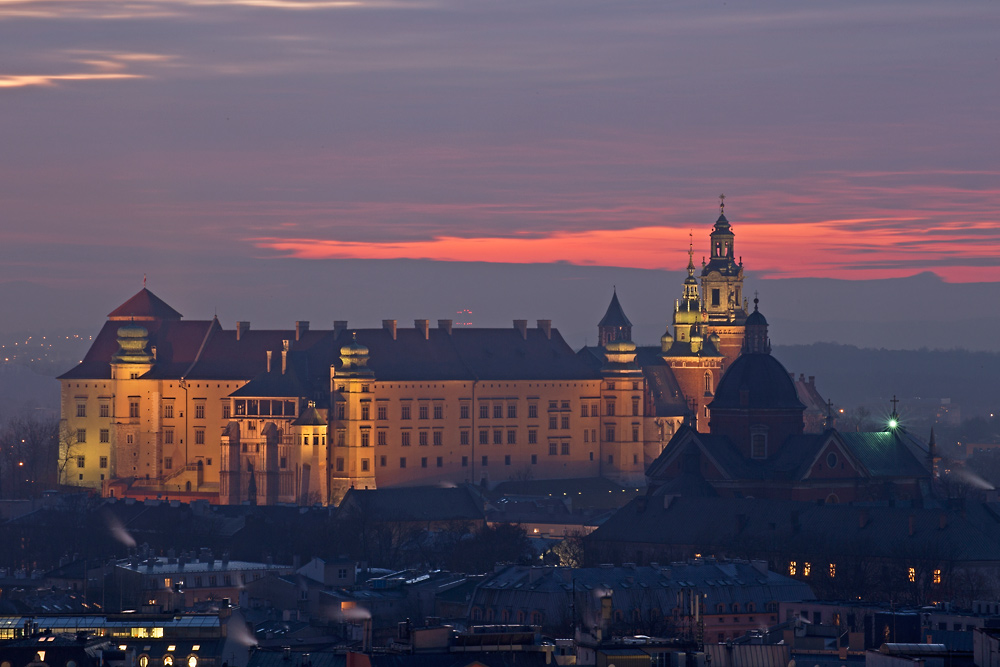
719,193,726,213
890,395,899,413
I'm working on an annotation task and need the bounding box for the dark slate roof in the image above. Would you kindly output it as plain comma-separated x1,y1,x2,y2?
448,328,596,381
294,405,329,426
108,288,183,320
472,563,813,627
339,486,485,523
335,326,597,382
371,653,548,667
230,353,313,398
598,290,632,328
840,431,930,478
661,338,723,359
709,353,806,411
587,495,1000,563
59,319,218,380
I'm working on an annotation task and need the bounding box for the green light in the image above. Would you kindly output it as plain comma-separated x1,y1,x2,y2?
888,418,898,429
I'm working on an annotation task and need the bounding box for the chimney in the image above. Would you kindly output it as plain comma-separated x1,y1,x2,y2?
908,514,916,536
333,320,348,337
281,350,287,374
514,320,528,339
415,319,429,339
383,319,397,340
266,350,273,372
296,321,309,341
236,321,250,341
808,375,815,386
859,509,869,529
438,319,453,335
537,319,552,339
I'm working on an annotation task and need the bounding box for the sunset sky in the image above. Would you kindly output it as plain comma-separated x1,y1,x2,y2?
1,0,999,335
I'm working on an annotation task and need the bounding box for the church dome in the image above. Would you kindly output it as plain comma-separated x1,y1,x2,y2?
709,353,805,411
745,307,767,327
605,339,636,354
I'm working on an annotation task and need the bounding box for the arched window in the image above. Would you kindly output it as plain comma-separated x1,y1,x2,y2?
472,607,482,621
716,603,725,614
531,611,542,625
746,602,755,613
704,372,713,394
826,493,839,504
485,609,494,622
731,603,739,613
632,608,642,623
516,610,525,624
500,609,510,623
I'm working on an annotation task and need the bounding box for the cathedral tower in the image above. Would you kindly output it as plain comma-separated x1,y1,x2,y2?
700,196,748,369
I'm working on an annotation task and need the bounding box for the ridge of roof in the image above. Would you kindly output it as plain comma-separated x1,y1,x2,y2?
108,288,183,321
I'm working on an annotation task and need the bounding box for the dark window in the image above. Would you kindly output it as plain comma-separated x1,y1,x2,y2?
528,404,538,418
195,403,205,419
507,404,517,419
419,405,428,420
419,431,428,446
434,405,443,419
712,288,721,306
377,404,387,420
480,404,489,419
401,431,411,447
528,429,537,444
433,431,443,446
401,404,411,420
460,404,470,420
505,455,511,465
76,403,86,418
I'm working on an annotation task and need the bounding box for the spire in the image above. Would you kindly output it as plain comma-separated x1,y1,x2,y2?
598,289,633,346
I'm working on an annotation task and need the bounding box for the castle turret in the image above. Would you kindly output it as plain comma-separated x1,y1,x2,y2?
330,333,378,505
598,289,633,346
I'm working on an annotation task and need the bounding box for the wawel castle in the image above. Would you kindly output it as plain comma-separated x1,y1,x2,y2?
59,209,823,506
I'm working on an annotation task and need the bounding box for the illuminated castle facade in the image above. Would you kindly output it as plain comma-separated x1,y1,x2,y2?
59,208,776,506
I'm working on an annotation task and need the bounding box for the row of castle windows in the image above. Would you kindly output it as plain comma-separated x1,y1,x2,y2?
337,398,642,422
335,450,610,473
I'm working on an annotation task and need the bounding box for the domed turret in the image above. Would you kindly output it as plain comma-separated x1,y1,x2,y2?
743,295,770,354
660,328,674,352
112,321,154,364
339,333,374,376
602,337,639,372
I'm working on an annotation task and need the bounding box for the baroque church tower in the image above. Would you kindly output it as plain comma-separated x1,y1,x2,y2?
700,196,748,370
661,236,723,433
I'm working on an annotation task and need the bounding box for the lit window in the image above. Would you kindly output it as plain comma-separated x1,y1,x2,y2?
803,562,811,577
76,403,86,418
194,403,205,419
378,404,388,420
908,567,916,583
933,569,942,584
829,563,836,578
77,429,86,443
100,403,111,418
433,431,443,446
788,561,797,576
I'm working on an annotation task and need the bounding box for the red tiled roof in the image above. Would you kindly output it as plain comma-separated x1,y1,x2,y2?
108,288,183,321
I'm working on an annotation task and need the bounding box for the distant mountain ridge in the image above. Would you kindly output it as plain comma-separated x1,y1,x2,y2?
2,262,998,353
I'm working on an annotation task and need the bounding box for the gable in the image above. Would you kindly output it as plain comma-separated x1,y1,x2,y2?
801,435,864,480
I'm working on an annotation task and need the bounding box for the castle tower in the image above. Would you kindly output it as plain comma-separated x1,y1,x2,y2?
598,289,633,346
330,333,378,505
600,339,646,485
700,196,748,369
109,322,158,484
661,238,723,433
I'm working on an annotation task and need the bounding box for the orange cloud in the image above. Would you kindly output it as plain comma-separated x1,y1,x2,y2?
251,216,1000,283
